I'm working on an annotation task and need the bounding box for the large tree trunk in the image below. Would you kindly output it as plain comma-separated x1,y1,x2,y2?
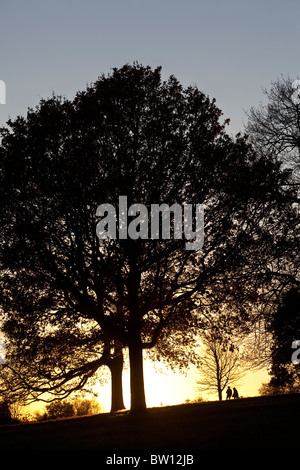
127,240,147,412
129,340,147,412
108,350,125,413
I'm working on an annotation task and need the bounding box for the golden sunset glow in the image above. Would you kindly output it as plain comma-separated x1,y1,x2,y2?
96,359,269,412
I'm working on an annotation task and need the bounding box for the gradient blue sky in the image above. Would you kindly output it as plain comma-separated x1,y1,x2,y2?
0,0,299,136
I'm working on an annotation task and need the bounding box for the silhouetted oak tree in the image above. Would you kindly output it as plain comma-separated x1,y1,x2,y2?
0,63,297,412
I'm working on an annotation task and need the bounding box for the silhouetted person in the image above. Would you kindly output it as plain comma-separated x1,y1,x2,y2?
233,387,239,399
226,386,232,400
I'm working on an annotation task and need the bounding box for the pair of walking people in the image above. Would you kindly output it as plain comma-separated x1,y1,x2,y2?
226,386,238,400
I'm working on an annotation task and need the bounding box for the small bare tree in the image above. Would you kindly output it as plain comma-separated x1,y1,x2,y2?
196,332,245,401
245,75,300,187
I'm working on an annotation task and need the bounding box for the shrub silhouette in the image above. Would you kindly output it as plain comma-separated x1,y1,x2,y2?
0,401,12,424
37,398,103,421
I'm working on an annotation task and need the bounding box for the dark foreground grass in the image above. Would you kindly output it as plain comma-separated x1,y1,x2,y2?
0,394,299,453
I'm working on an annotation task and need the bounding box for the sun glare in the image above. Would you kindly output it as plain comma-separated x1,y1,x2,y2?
96,359,198,412
95,358,269,412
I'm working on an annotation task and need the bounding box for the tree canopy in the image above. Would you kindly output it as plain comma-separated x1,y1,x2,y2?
0,63,298,412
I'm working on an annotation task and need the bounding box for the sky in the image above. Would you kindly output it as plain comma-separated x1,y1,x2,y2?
1,0,299,135
0,0,299,406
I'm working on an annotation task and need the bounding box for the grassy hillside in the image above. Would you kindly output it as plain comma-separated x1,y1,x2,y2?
0,394,299,452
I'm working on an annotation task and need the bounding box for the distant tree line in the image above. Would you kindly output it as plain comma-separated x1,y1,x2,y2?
34,397,103,422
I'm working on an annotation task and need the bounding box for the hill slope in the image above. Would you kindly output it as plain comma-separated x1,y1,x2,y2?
0,394,299,452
